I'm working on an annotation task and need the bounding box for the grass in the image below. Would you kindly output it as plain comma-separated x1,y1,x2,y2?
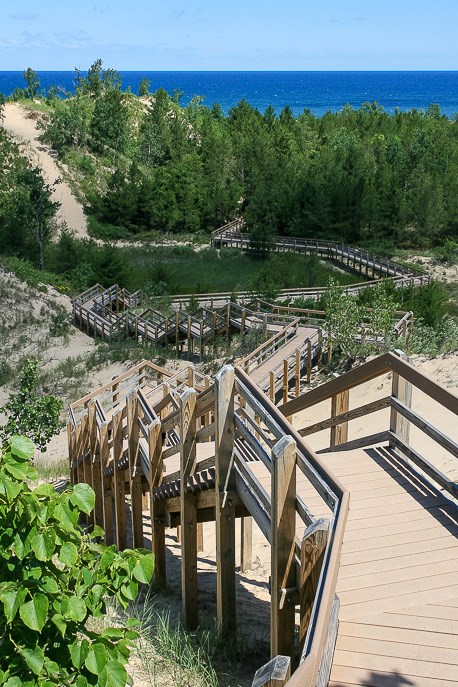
33,455,70,482
124,594,266,687
122,246,361,295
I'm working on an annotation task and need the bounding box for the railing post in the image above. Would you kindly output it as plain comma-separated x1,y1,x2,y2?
330,384,350,447
306,339,312,384
299,518,329,650
149,418,165,587
100,422,113,545
240,516,253,572
127,392,143,548
295,349,300,397
390,349,413,447
179,388,198,629
270,371,275,402
112,410,127,550
271,436,297,662
215,365,236,636
282,359,289,404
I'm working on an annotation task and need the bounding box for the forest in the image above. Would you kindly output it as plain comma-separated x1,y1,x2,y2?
2,61,455,253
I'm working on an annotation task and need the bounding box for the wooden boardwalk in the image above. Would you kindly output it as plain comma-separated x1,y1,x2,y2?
248,444,458,686
68,330,456,685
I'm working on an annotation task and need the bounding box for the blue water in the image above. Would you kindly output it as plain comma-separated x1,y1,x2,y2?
1,71,457,118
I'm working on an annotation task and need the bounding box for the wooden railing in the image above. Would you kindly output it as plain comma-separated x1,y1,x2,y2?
68,349,457,686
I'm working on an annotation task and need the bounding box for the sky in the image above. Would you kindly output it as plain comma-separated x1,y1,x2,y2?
0,0,457,71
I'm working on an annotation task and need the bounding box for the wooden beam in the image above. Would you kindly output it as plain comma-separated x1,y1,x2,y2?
240,516,253,572
148,418,165,586
112,410,127,550
252,655,291,687
390,349,413,447
215,365,236,636
330,388,350,447
180,387,198,629
299,518,329,650
271,436,297,663
100,422,113,545
127,392,143,548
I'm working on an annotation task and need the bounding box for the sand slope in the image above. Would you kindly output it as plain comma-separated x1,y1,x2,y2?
3,103,88,238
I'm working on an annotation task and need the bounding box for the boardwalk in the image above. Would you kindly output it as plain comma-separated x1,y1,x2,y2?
68,338,456,685
248,444,458,687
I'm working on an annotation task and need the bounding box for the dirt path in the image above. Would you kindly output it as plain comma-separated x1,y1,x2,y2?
3,103,88,239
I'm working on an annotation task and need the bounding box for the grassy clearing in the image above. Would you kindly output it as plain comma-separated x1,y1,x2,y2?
122,246,361,295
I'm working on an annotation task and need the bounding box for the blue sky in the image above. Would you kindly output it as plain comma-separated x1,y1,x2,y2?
0,0,457,71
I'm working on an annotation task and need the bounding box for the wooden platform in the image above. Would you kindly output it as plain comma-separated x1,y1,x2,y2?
249,444,458,686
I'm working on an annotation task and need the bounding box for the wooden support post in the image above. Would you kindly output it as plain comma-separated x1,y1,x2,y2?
148,419,166,586
317,330,323,370
241,308,246,333
295,349,300,397
197,523,204,553
215,365,236,636
112,410,127,550
306,339,312,384
240,516,253,572
269,371,275,402
390,349,413,447
87,402,99,529
299,518,329,649
67,421,74,485
282,359,289,405
100,422,113,545
330,387,350,447
180,387,198,629
271,436,296,662
175,311,180,352
127,392,143,548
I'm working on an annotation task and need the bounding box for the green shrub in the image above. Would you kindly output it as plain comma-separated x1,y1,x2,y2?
0,434,154,686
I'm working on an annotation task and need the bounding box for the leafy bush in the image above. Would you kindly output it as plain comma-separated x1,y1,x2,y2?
0,434,154,686
0,358,64,452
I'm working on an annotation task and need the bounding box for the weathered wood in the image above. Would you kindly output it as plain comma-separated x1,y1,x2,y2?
295,349,300,397
215,365,237,636
271,436,297,662
390,350,413,447
148,419,165,586
300,518,330,649
330,388,350,447
127,393,143,548
100,422,113,545
306,339,312,384
299,396,391,437
112,410,127,550
240,516,253,572
282,359,289,404
179,387,198,629
391,396,458,458
252,655,291,687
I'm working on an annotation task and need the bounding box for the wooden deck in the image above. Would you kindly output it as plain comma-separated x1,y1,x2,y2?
250,444,458,686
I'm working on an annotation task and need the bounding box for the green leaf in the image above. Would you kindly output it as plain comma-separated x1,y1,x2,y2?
33,483,56,497
70,639,89,669
31,531,56,561
41,575,59,594
105,659,128,687
19,646,44,675
85,642,108,674
75,677,88,687
4,461,38,481
66,596,87,622
58,541,78,567
1,587,27,623
53,501,78,531
120,580,138,601
100,627,125,640
5,677,22,687
132,554,154,584
70,483,95,515
19,593,49,632
51,613,67,637
10,435,35,460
